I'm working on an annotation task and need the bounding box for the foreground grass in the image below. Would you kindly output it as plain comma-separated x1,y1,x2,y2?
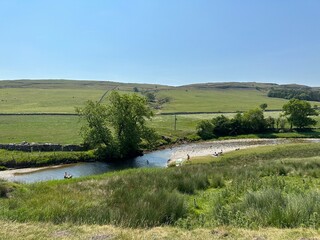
0,166,221,227
1,220,320,240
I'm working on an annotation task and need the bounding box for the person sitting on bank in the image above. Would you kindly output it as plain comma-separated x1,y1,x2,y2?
64,172,72,179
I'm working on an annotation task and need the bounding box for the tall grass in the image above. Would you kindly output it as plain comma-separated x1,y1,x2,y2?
0,166,223,227
177,143,320,229
213,184,320,228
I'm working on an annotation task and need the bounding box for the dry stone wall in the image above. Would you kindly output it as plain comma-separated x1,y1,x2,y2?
0,142,84,152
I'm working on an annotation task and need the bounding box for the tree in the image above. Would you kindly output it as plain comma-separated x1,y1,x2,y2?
107,91,156,158
77,92,157,160
211,115,231,136
144,92,156,102
133,87,139,92
265,116,275,129
230,112,244,135
242,108,267,133
259,103,268,111
282,99,318,129
196,120,215,140
76,101,117,158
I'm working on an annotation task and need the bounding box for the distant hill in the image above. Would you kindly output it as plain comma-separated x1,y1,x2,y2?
178,82,320,102
0,79,318,114
179,82,278,90
0,79,172,91
179,82,319,91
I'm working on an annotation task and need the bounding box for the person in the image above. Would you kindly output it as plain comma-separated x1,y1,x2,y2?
187,154,190,160
64,172,72,179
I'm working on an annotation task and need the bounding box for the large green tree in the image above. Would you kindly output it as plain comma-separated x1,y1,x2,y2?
76,100,114,150
77,91,157,160
242,108,267,133
107,91,156,158
282,98,318,129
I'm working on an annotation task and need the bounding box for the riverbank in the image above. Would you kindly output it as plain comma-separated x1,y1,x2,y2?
0,164,75,180
0,149,94,169
167,138,320,164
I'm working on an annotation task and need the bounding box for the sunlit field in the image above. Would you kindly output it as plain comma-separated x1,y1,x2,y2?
0,113,319,144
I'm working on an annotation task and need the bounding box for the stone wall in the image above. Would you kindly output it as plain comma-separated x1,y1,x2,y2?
0,142,84,152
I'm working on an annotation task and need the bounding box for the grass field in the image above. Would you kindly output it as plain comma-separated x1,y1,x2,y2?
156,88,291,113
0,79,318,144
1,113,320,144
0,115,82,144
0,88,106,113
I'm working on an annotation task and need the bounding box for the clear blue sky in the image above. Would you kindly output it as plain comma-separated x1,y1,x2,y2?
1,0,320,86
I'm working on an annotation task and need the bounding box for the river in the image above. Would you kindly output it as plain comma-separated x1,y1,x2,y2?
1,138,319,183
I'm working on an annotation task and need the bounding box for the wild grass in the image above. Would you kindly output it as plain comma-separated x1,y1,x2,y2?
1,220,320,240
0,166,223,227
176,143,320,229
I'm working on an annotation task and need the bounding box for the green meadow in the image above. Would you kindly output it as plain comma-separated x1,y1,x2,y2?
156,88,290,112
0,113,320,144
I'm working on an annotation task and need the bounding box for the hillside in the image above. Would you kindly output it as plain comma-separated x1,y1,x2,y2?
0,79,171,90
1,79,313,114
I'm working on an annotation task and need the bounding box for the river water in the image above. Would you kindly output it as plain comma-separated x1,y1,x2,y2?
1,138,319,183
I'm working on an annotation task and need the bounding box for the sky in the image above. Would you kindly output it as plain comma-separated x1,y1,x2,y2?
0,0,320,86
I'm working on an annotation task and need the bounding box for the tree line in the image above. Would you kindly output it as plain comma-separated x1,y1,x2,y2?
197,99,319,140
268,88,320,102
77,93,318,160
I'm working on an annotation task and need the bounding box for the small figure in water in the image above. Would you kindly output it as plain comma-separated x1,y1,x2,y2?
146,160,149,165
64,172,72,179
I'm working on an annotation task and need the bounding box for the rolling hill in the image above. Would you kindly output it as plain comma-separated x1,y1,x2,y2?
0,80,318,114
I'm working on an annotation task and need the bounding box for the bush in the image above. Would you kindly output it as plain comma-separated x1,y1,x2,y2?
196,120,215,140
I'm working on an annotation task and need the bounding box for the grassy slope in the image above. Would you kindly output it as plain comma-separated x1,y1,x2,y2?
156,88,290,112
0,80,297,114
0,80,170,113
0,88,105,113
